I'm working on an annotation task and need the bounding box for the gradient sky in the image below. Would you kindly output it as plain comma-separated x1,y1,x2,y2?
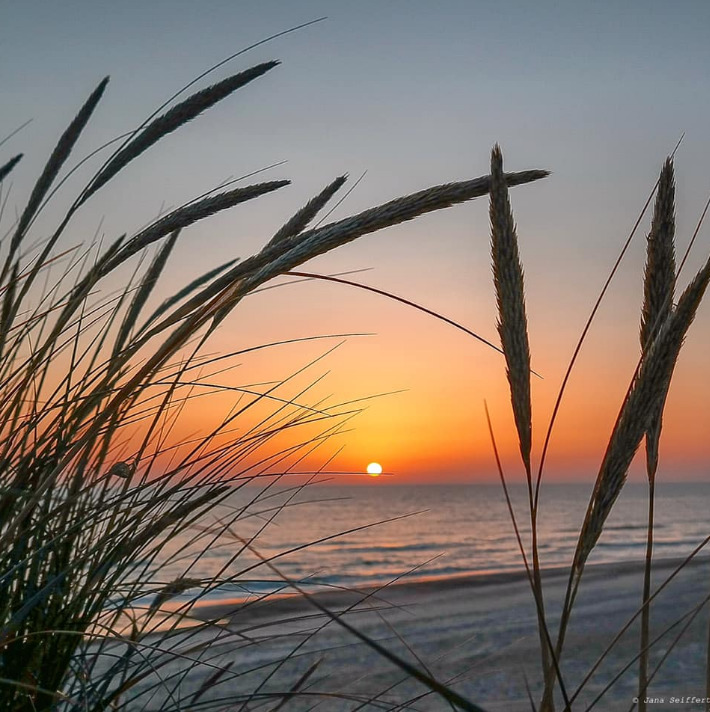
3,1,710,483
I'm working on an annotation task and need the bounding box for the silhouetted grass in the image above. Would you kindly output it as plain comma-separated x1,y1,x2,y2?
485,145,710,712
0,55,546,711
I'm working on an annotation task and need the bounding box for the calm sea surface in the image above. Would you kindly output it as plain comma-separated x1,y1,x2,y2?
153,482,710,603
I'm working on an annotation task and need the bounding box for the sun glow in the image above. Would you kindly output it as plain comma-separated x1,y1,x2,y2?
366,462,383,477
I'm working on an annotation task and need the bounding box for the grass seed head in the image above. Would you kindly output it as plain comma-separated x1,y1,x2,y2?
489,145,532,473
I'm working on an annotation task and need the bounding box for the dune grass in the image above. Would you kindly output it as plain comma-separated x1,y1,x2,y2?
482,144,710,712
0,57,548,711
3,31,705,712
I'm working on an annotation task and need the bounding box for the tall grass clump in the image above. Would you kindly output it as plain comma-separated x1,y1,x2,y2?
0,59,547,710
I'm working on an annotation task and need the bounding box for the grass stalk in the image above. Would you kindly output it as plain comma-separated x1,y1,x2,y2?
537,138,684,710
637,158,676,712
484,403,569,709
488,145,551,708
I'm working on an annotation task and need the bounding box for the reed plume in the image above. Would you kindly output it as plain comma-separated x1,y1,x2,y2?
266,174,348,249
282,169,550,265
108,180,290,269
637,157,676,711
0,154,22,184
489,144,532,472
576,253,710,574
640,158,676,477
80,61,279,203
4,77,109,273
139,169,549,340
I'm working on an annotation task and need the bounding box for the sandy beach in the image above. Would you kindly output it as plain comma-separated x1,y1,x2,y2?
140,556,710,711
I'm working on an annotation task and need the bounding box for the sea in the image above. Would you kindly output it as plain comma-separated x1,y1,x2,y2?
151,481,710,604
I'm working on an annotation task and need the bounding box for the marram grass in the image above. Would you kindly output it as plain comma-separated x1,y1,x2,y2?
0,60,546,711
485,151,710,712
4,48,704,712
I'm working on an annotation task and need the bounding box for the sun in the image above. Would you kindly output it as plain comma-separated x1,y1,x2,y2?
366,462,383,477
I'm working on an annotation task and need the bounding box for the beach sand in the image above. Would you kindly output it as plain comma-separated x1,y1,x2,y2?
146,557,710,711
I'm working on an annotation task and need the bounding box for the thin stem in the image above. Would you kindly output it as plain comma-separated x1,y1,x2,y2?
539,133,684,711
637,475,656,712
484,403,569,710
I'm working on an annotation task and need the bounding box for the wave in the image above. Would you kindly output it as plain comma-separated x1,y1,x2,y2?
557,524,666,534
596,539,697,550
604,523,666,532
298,564,473,586
318,541,453,555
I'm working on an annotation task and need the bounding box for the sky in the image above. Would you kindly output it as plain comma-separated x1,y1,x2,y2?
2,1,710,484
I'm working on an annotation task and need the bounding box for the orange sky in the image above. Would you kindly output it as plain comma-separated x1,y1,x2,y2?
5,2,710,484
153,218,710,485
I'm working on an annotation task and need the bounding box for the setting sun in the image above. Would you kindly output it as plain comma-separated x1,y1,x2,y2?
366,462,383,477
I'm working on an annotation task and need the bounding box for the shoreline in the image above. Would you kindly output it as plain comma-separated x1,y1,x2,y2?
142,553,710,710
181,554,710,624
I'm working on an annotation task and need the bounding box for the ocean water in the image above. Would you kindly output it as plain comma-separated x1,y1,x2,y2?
152,481,710,603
